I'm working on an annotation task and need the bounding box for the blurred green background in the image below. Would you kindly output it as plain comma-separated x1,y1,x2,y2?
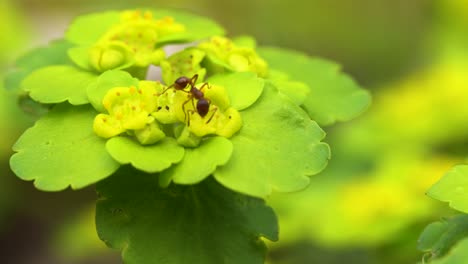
1,0,467,263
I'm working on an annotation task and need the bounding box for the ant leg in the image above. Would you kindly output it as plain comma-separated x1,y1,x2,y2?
187,110,196,126
189,74,199,87
182,98,193,123
191,97,196,110
176,89,191,95
199,82,211,92
159,84,174,95
206,107,218,124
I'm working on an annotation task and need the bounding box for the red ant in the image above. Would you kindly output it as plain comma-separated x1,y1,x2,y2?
161,74,217,126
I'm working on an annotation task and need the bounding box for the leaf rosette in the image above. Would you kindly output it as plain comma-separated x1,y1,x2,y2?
10,54,331,199
6,8,370,264
9,9,339,198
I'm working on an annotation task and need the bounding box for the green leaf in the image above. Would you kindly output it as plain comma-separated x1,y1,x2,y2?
208,72,264,111
96,169,278,264
10,104,120,191
66,11,121,45
269,79,310,106
418,221,452,252
150,9,225,44
106,137,184,173
160,48,207,86
233,35,257,49
214,83,330,198
160,137,233,187
17,94,49,118
429,238,468,264
258,47,371,126
4,70,29,92
22,65,98,105
68,46,93,70
418,215,468,260
428,165,468,213
16,39,74,69
266,70,310,105
66,10,224,46
87,70,139,113
5,39,74,91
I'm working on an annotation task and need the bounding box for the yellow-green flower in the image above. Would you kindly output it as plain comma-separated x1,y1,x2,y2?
93,81,165,145
91,11,185,70
198,36,269,77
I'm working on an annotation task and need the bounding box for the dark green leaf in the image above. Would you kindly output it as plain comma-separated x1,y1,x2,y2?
429,238,468,264
418,215,468,260
96,169,278,264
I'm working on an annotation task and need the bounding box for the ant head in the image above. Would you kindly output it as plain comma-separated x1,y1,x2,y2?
173,74,199,90
174,76,191,90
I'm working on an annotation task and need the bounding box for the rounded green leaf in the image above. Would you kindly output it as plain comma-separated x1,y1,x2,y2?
418,221,451,252
106,137,184,173
5,39,74,91
10,104,120,191
258,46,371,126
16,39,74,69
66,11,121,45
150,9,225,44
160,48,207,86
160,137,233,187
269,79,310,106
232,35,257,49
428,165,468,213
68,46,93,70
96,170,278,264
418,215,468,260
429,238,468,264
66,10,224,46
22,65,98,105
208,72,264,111
214,84,330,198
87,70,139,113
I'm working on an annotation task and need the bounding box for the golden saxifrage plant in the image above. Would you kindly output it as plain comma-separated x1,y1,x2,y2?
5,9,370,263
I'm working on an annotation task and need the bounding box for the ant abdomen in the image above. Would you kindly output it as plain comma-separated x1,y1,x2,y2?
197,99,210,117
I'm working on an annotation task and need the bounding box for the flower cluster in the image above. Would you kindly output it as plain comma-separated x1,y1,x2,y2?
93,77,242,146
88,10,186,72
